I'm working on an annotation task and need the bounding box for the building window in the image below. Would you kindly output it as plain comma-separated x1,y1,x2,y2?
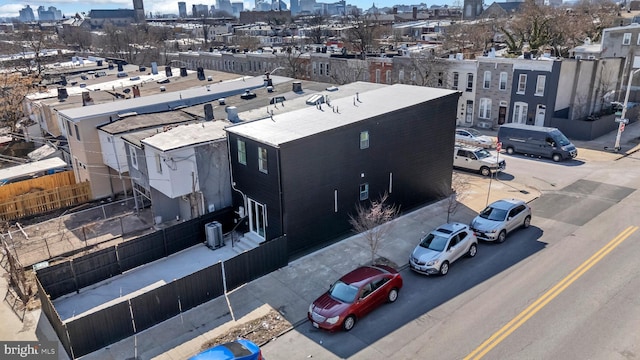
386,70,392,84
466,73,474,92
129,144,137,169
375,69,381,83
67,120,73,137
623,33,632,45
535,75,546,96
437,72,443,87
399,70,404,82
359,183,369,201
483,71,491,89
155,154,163,174
334,189,338,212
499,72,508,90
360,131,369,149
258,147,268,173
237,139,246,165
513,102,528,124
326,63,330,74
312,62,317,75
74,124,80,141
320,63,324,75
479,98,492,119
517,74,527,94
452,72,459,90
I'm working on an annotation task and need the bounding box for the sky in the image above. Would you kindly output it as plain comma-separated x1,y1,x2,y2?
0,0,458,19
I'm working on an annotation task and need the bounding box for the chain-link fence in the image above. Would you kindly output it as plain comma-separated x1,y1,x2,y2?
1,199,155,268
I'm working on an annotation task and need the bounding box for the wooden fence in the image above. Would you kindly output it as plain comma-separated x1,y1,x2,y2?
0,177,92,221
0,171,77,201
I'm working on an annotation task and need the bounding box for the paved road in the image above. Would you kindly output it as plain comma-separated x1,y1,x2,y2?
263,144,640,359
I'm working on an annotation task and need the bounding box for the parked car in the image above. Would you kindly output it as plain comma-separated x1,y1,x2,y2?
454,145,506,176
470,199,531,243
189,338,263,360
308,265,403,332
456,128,494,148
409,222,478,276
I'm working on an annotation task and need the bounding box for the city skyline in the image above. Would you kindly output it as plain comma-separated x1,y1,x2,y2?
0,0,460,19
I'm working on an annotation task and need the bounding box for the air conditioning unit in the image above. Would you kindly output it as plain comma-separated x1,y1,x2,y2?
205,221,224,249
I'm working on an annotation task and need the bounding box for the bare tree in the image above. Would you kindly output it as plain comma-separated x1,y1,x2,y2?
0,69,36,135
344,8,382,59
329,57,369,85
276,48,308,79
349,193,400,265
446,172,471,223
308,12,327,44
404,52,448,87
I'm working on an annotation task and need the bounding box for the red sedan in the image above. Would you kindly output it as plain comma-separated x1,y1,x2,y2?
307,265,403,332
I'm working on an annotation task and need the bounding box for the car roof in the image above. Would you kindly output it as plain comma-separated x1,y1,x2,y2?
341,266,387,285
189,339,260,360
488,199,525,210
454,144,483,151
433,222,468,235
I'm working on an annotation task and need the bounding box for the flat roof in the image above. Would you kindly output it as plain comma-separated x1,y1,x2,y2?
226,84,458,146
0,158,67,182
142,120,231,152
97,111,195,135
58,75,287,121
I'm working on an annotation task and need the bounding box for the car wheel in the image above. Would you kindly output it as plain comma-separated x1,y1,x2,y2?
343,315,356,331
497,230,507,243
506,147,515,155
439,261,450,276
552,153,562,162
467,243,477,257
387,288,399,303
523,215,531,228
480,166,491,177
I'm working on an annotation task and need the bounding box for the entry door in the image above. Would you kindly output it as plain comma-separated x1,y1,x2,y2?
535,105,546,126
498,106,507,125
465,100,473,124
248,198,266,239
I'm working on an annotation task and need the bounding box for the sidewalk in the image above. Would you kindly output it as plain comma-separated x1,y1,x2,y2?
2,121,640,359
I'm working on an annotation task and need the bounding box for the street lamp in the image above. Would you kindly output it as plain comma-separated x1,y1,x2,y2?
613,68,640,151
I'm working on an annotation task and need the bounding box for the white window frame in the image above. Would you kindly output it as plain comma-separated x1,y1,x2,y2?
386,70,392,84
513,102,528,124
399,69,405,82
129,144,138,170
623,33,632,45
359,183,369,201
479,98,492,119
517,74,527,94
452,72,459,90
466,73,474,92
360,131,369,149
237,139,246,165
483,71,491,89
155,153,163,174
375,69,381,83
499,72,508,91
535,75,546,96
258,147,268,173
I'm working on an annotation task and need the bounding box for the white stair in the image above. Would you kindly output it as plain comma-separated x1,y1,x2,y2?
231,233,263,254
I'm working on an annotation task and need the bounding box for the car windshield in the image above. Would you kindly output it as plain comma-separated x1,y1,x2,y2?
550,130,571,146
419,233,448,252
465,128,481,137
479,205,508,221
329,280,359,303
474,149,491,159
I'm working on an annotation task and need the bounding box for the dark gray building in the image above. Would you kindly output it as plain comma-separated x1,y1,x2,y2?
509,60,560,127
225,83,460,257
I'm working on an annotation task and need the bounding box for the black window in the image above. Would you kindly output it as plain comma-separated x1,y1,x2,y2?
372,277,389,290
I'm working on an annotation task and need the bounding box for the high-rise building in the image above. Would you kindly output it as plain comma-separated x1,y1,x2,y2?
133,0,146,22
290,0,300,15
463,0,483,20
19,5,35,22
178,2,187,17
192,4,209,17
37,6,62,21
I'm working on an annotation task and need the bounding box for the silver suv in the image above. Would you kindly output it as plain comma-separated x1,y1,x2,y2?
409,222,478,276
470,199,531,243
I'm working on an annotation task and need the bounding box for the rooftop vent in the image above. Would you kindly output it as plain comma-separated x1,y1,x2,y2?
226,106,239,123
292,81,302,92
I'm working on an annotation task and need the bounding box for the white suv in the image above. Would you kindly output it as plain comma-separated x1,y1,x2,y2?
470,199,531,243
454,145,506,177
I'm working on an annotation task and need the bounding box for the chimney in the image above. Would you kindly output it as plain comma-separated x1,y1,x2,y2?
132,85,141,98
292,81,302,92
165,66,172,77
226,106,239,123
197,67,205,80
204,103,214,121
57,87,68,101
413,7,417,19
180,67,188,77
117,63,124,72
81,91,93,106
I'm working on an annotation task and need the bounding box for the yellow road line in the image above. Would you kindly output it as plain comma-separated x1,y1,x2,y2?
464,225,639,360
